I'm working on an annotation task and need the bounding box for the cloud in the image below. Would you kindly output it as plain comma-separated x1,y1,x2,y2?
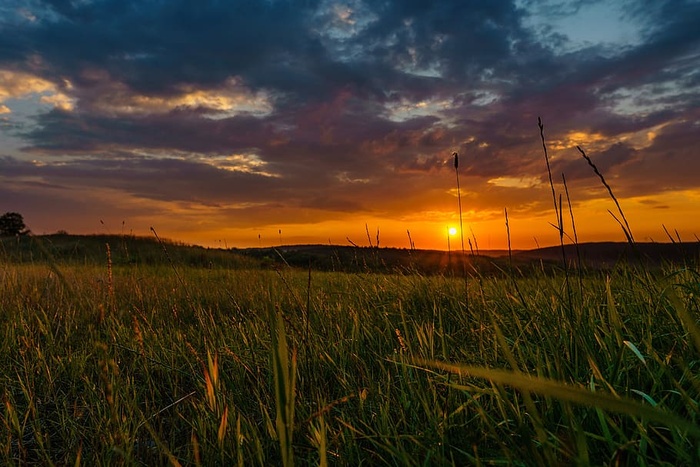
0,0,697,245
0,69,74,110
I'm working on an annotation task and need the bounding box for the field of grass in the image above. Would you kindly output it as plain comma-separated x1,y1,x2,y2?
1,235,699,465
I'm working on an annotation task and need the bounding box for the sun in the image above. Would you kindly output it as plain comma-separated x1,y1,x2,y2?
448,227,457,236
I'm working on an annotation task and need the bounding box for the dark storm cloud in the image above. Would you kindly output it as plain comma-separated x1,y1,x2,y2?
24,108,271,153
1,0,322,96
355,1,525,79
618,118,700,195
0,0,698,226
0,0,536,106
1,154,285,204
552,142,639,182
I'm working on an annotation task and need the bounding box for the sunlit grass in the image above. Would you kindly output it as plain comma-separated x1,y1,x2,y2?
0,245,698,464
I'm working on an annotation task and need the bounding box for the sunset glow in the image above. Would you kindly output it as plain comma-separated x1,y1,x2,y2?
0,0,698,250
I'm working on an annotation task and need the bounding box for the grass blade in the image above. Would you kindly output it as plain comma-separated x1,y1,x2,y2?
411,359,700,437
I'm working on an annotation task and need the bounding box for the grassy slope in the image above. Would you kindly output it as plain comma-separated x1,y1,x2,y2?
0,235,699,465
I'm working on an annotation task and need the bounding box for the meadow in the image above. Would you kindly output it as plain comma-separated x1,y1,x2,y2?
0,233,698,465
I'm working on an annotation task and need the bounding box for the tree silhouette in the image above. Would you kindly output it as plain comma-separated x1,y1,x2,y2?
0,212,28,236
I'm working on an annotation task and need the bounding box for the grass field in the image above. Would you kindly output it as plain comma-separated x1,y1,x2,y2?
1,235,699,465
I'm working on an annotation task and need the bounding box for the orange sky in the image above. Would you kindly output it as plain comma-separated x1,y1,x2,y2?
174,191,700,250
66,185,698,251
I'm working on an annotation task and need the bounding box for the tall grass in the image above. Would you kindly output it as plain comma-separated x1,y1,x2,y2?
453,151,469,312
0,249,697,464
269,307,296,467
577,145,634,244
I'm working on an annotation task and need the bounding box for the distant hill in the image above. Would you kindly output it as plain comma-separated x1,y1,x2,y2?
236,241,699,274
0,233,258,269
513,242,700,269
1,234,697,274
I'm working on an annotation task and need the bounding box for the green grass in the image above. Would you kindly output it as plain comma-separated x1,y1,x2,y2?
0,237,698,465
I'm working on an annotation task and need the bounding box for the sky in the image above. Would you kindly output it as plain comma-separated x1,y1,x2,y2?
0,0,698,250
